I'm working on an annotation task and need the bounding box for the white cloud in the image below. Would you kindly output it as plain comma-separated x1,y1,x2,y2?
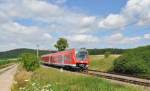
98,0,150,29
0,0,98,51
106,33,141,45
43,33,52,39
98,14,126,29
81,16,96,26
0,20,53,51
0,0,149,51
123,0,150,26
66,34,99,43
144,34,150,39
137,12,150,26
1,22,38,35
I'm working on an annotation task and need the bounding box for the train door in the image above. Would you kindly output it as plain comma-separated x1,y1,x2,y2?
58,55,64,65
64,53,72,64
62,55,65,65
48,56,51,64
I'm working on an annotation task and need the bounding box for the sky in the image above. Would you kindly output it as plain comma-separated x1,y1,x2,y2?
0,0,150,51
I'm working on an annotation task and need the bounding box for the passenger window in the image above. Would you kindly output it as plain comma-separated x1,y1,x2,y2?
58,55,62,62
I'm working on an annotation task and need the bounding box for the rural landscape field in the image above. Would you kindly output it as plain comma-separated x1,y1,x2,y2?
0,0,150,91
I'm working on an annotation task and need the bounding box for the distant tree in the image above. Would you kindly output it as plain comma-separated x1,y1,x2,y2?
104,52,111,58
87,48,126,55
54,38,69,51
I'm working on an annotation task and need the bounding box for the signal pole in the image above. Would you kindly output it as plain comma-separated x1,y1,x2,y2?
36,44,39,59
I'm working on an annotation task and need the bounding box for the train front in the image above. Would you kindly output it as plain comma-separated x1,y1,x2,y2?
75,48,89,70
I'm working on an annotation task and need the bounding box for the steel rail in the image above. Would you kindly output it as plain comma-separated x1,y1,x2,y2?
85,69,150,87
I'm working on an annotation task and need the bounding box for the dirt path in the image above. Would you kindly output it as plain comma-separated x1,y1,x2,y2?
0,65,17,91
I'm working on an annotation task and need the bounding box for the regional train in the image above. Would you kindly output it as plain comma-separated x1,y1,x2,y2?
41,48,89,70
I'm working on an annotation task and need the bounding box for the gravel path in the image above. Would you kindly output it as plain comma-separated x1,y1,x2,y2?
0,65,17,91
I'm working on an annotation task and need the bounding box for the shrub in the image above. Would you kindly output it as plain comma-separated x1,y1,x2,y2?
21,53,39,71
113,45,150,76
14,70,31,87
104,52,111,58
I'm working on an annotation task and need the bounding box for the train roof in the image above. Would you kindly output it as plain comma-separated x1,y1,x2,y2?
41,48,75,57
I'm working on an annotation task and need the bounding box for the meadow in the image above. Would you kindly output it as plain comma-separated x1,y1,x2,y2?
12,66,144,91
0,59,17,69
89,55,119,72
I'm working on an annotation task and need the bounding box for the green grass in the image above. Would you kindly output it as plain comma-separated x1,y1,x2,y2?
0,59,17,69
13,67,143,91
89,55,119,72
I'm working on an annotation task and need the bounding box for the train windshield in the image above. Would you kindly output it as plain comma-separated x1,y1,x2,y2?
76,51,88,61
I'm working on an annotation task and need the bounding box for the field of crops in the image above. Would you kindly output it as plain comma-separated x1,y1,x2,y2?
89,55,120,72
12,67,144,91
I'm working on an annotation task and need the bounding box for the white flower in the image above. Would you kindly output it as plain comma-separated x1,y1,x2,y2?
41,89,45,91
13,81,17,84
48,84,51,87
24,79,29,82
60,68,63,72
19,87,25,90
32,83,36,86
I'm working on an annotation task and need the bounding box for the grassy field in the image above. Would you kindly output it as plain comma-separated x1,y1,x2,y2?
89,55,120,72
12,66,144,91
0,59,17,69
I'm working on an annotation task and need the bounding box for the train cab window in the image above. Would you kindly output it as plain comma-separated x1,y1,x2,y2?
76,51,88,61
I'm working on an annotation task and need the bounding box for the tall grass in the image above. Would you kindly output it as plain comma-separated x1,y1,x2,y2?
12,67,143,91
89,55,119,72
0,59,17,69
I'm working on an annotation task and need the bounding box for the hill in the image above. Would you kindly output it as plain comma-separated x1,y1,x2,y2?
0,48,55,59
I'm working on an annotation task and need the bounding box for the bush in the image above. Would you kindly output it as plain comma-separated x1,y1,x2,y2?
104,52,111,58
113,45,150,76
14,70,31,87
21,53,39,71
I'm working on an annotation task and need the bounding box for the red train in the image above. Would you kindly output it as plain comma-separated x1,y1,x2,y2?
41,48,89,70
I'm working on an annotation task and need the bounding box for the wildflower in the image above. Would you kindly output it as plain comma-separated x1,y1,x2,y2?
41,88,45,91
47,84,51,87
13,81,17,84
60,68,63,72
32,82,36,86
24,79,29,82
19,87,25,90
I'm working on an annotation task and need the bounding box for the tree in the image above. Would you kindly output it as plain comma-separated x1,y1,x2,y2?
21,53,39,71
54,38,69,51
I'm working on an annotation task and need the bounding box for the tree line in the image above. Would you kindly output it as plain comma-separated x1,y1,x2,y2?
87,48,127,55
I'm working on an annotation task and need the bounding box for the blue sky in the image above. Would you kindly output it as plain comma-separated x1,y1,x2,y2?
65,0,127,15
0,0,150,51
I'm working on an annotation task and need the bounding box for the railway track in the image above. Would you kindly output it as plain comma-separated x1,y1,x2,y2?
84,69,150,87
